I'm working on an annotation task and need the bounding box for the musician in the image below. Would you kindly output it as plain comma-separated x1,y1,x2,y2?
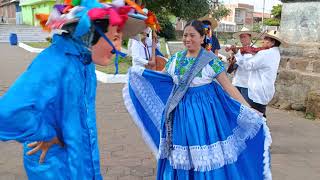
130,27,160,68
227,27,258,103
201,19,220,55
234,30,287,117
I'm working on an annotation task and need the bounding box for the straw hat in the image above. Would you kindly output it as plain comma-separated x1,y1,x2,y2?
261,30,288,47
61,14,147,39
121,15,147,38
199,15,218,29
232,27,258,39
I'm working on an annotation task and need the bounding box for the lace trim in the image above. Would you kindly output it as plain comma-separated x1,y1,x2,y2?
262,120,272,180
130,66,145,76
128,68,164,130
158,105,269,173
122,83,158,156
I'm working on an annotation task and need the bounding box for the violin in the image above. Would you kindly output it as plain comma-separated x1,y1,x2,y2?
225,30,270,74
226,56,238,74
225,45,269,55
239,46,269,54
225,46,270,74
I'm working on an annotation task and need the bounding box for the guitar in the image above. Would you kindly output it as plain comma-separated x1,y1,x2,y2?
145,30,167,71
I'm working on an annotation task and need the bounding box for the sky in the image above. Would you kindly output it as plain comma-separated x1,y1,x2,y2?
220,0,282,13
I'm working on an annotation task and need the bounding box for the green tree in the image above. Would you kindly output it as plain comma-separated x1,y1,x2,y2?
271,4,282,19
156,12,176,40
143,0,231,21
209,3,231,21
143,0,210,20
263,18,280,26
138,0,231,40
253,22,262,32
264,4,282,26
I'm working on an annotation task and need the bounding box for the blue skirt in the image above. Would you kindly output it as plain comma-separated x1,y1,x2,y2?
123,68,272,180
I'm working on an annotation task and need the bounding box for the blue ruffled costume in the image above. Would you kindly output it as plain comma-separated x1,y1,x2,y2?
0,34,102,179
123,50,272,180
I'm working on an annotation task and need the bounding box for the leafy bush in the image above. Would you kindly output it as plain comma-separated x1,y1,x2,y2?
263,18,280,26
157,13,176,40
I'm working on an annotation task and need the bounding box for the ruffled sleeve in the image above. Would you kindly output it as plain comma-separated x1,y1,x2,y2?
164,53,175,72
208,57,225,78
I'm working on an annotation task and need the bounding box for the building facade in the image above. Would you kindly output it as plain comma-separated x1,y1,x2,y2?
218,3,272,32
20,0,55,26
222,3,254,26
0,0,22,24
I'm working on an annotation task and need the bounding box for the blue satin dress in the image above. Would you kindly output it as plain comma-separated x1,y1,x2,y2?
0,34,102,180
124,51,272,180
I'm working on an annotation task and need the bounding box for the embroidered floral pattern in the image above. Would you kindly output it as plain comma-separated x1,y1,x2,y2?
209,58,224,75
174,57,197,76
166,51,225,80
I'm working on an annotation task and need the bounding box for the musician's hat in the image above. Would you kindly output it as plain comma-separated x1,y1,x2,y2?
261,30,288,47
199,15,218,29
233,27,258,39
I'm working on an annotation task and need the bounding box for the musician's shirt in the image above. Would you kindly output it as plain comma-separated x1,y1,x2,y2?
232,50,253,88
235,47,281,105
165,51,225,87
130,37,160,68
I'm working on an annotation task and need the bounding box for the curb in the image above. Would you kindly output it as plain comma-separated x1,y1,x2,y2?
18,42,44,53
17,42,125,84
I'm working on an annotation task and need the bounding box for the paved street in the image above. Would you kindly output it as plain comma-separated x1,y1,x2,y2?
0,43,320,180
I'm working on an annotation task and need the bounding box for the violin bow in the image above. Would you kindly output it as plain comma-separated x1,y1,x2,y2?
251,30,267,47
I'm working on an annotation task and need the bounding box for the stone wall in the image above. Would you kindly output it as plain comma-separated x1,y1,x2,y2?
280,2,320,43
272,2,320,118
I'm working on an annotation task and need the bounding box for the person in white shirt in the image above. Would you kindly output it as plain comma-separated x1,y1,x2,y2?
226,27,258,103
130,27,160,68
234,30,287,117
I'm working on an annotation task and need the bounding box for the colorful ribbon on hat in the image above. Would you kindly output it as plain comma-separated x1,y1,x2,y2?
124,0,160,32
74,5,130,74
34,0,160,74
203,25,213,51
145,11,160,32
74,5,131,37
88,6,131,30
124,0,145,15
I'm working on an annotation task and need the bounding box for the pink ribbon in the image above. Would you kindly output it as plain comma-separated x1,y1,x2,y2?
88,6,132,29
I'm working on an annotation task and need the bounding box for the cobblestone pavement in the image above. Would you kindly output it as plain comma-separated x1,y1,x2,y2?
1,43,320,180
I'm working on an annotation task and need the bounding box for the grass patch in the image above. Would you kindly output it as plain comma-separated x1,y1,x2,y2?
159,38,168,57
96,56,132,74
305,112,316,120
25,42,51,48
